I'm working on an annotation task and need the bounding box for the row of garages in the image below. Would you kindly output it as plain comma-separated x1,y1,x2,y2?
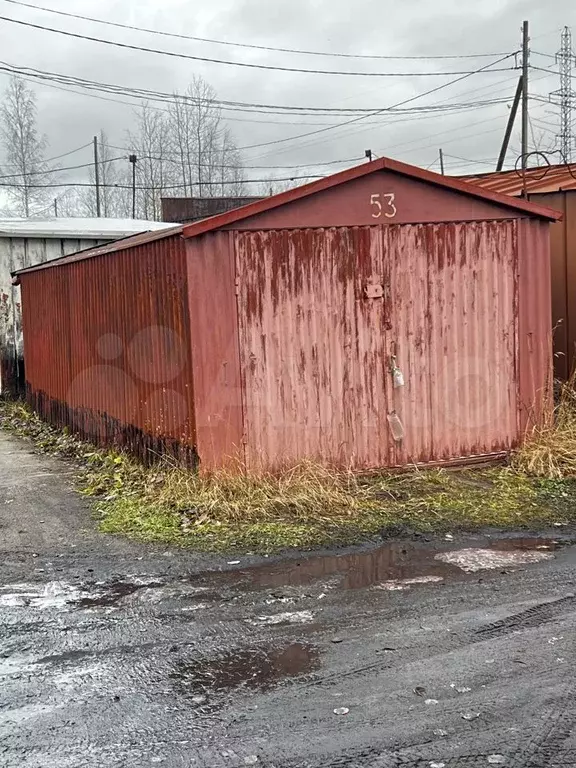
7,157,570,472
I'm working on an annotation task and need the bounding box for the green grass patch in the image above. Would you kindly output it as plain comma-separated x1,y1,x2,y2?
2,397,576,553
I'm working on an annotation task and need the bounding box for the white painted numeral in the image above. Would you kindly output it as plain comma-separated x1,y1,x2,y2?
370,194,382,218
370,193,396,219
383,193,397,218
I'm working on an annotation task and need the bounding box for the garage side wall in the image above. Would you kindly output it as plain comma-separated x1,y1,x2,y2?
19,234,197,464
0,236,107,395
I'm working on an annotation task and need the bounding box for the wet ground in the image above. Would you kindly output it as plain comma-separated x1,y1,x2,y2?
2,430,576,767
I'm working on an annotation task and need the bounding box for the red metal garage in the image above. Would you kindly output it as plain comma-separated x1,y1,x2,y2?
14,158,560,471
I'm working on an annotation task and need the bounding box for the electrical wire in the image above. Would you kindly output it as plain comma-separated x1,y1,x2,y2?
0,174,326,190
0,15,519,78
0,141,92,170
237,53,518,151
0,155,124,179
0,61,515,117
0,0,514,62
245,67,558,162
102,146,363,170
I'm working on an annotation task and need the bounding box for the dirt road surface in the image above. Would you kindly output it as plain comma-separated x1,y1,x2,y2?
1,429,576,767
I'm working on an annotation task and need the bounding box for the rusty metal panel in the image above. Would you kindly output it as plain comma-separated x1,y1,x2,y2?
464,163,576,195
236,227,391,470
235,221,522,471
517,218,553,431
162,196,262,223
389,221,519,464
19,233,197,464
183,157,557,241
186,231,244,470
220,172,523,233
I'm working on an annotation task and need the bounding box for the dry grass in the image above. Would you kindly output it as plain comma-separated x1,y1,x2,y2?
514,373,576,479
3,396,576,553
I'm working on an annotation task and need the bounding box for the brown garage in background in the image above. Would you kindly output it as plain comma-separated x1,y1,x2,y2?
14,158,560,471
464,163,576,380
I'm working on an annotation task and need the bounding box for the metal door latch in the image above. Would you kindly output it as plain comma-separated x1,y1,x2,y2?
364,283,384,299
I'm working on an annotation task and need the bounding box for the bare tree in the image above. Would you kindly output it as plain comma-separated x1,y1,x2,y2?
0,77,51,216
127,105,173,220
166,76,245,199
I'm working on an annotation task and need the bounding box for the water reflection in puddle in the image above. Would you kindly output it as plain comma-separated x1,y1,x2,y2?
171,642,319,697
222,536,570,592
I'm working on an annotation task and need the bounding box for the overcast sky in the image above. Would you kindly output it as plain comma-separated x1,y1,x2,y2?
0,0,575,205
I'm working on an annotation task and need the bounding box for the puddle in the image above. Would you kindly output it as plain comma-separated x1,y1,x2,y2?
75,580,160,608
435,548,555,573
215,536,569,592
489,537,563,552
0,581,88,609
171,642,320,697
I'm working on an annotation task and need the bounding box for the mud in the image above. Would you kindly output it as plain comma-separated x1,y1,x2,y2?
217,534,572,592
171,642,320,696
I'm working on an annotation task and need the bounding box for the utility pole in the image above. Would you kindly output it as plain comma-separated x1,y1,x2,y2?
53,198,58,218
129,154,137,219
521,20,529,172
365,149,373,162
439,148,445,175
93,135,101,217
497,76,524,171
550,26,576,162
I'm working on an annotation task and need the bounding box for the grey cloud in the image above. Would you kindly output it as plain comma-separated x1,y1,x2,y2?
0,0,573,193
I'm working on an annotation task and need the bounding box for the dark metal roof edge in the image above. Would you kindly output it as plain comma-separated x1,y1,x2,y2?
12,225,184,278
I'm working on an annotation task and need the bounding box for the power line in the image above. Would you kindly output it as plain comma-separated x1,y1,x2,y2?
0,61,515,117
0,15,518,78
102,145,363,170
0,0,514,62
237,54,518,151
0,174,325,190
245,67,557,162
0,155,124,179
0,140,91,170
0,61,516,116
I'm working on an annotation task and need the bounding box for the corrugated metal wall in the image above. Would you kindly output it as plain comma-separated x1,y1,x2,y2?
235,221,523,470
237,227,391,469
517,218,553,429
388,221,518,465
0,236,107,394
20,234,197,463
527,192,576,381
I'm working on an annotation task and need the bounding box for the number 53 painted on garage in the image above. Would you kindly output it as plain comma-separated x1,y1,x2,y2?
370,193,397,219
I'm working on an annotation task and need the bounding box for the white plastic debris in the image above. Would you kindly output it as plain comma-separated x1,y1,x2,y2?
435,548,554,573
548,636,564,644
450,684,472,694
430,763,446,768
433,729,448,737
376,576,443,591
244,757,259,765
425,699,439,705
227,560,241,565
444,533,454,541
333,707,349,715
248,610,314,626
487,756,505,765
461,712,481,721
393,368,405,388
